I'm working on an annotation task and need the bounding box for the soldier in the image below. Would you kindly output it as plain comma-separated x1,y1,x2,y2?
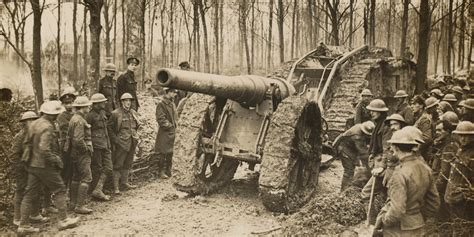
18,101,79,234
354,89,373,124
450,86,464,102
153,88,178,179
393,90,415,125
333,121,374,191
410,95,425,122
373,129,440,236
432,111,459,221
87,93,113,201
444,121,474,221
430,89,445,100
99,63,118,117
68,96,94,214
436,79,448,94
178,61,191,70
442,93,458,113
361,99,390,202
458,98,474,122
57,87,77,185
11,112,49,226
108,93,139,194
117,57,140,111
438,101,455,115
415,97,439,164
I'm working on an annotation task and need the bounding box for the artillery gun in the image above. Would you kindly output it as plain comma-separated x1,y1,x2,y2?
155,44,415,213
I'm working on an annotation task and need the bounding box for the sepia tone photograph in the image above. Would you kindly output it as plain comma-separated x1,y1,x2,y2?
0,0,473,235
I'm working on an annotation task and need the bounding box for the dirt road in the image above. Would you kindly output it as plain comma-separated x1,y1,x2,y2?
2,159,342,236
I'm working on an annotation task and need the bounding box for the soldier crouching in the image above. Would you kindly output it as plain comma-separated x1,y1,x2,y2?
108,93,139,194
68,96,94,214
87,93,113,201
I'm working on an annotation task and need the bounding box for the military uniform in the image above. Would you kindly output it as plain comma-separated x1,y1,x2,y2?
395,102,415,125
377,155,440,236
154,96,178,177
98,75,118,116
108,106,139,190
415,112,435,163
444,141,474,220
354,100,371,124
86,107,113,194
116,70,139,111
20,117,69,224
333,124,370,190
56,110,74,183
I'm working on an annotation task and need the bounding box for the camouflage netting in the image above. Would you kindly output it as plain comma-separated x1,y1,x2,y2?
0,99,34,228
282,187,385,235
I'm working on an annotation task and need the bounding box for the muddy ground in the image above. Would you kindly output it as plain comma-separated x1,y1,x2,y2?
1,158,348,236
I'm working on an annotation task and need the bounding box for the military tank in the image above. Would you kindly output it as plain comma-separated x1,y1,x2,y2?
155,43,415,213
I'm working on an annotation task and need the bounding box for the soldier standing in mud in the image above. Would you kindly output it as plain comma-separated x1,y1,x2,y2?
11,111,50,226
68,96,94,214
108,93,139,194
99,63,118,117
154,88,178,179
117,57,140,111
373,128,439,236
87,93,113,201
18,101,79,234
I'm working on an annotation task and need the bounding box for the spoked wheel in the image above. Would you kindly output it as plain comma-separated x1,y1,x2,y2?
259,96,322,213
173,94,238,195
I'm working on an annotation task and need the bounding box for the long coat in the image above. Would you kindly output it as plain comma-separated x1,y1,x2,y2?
116,70,139,110
154,97,178,154
108,107,140,151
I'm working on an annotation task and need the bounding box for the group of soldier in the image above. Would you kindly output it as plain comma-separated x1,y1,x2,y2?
10,57,183,234
334,78,473,235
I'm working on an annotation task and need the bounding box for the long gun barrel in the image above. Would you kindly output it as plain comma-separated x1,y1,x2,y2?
156,68,295,105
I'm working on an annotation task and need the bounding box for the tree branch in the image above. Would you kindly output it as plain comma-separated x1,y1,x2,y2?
0,27,32,68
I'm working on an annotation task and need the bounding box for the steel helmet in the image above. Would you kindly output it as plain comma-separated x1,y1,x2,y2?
459,99,474,110
442,94,457,102
440,111,459,126
40,100,64,115
20,111,39,121
385,113,407,125
394,90,408,98
430,89,444,97
400,126,425,144
103,63,117,72
120,93,134,100
452,121,474,135
361,89,373,96
72,96,92,107
438,101,454,112
90,93,107,103
425,97,439,109
451,86,463,94
388,129,419,145
59,86,78,101
366,99,389,112
360,121,375,135
437,79,447,85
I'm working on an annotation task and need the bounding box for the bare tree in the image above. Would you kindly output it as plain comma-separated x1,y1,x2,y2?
1,0,32,66
213,0,220,73
72,0,79,86
57,0,62,94
30,0,46,108
239,0,251,73
276,0,284,63
322,0,351,46
170,0,176,67
84,0,104,91
399,0,409,57
197,0,210,72
266,0,274,72
103,0,115,59
415,0,431,93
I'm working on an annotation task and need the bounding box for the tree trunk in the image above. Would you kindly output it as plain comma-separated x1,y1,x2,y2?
72,0,79,87
113,0,117,62
457,0,466,69
369,0,376,46
239,0,251,74
57,0,62,94
170,0,175,67
349,0,354,47
30,0,44,109
85,0,104,92
447,0,453,74
192,0,199,70
213,0,220,73
121,0,127,67
277,0,284,63
250,0,255,73
415,0,431,93
103,0,112,58
307,0,313,49
386,0,391,49
83,8,88,87
291,0,297,58
399,0,409,57
266,0,274,72
161,0,168,67
219,1,224,70
197,0,210,73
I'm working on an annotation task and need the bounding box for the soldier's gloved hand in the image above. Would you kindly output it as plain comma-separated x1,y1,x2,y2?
371,167,385,177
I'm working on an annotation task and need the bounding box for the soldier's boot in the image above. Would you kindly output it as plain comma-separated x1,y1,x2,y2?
340,174,352,192
17,226,40,234
58,217,80,230
158,157,169,179
165,155,172,177
69,181,80,211
74,183,93,215
120,169,137,190
113,171,121,195
55,192,80,230
91,174,111,201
